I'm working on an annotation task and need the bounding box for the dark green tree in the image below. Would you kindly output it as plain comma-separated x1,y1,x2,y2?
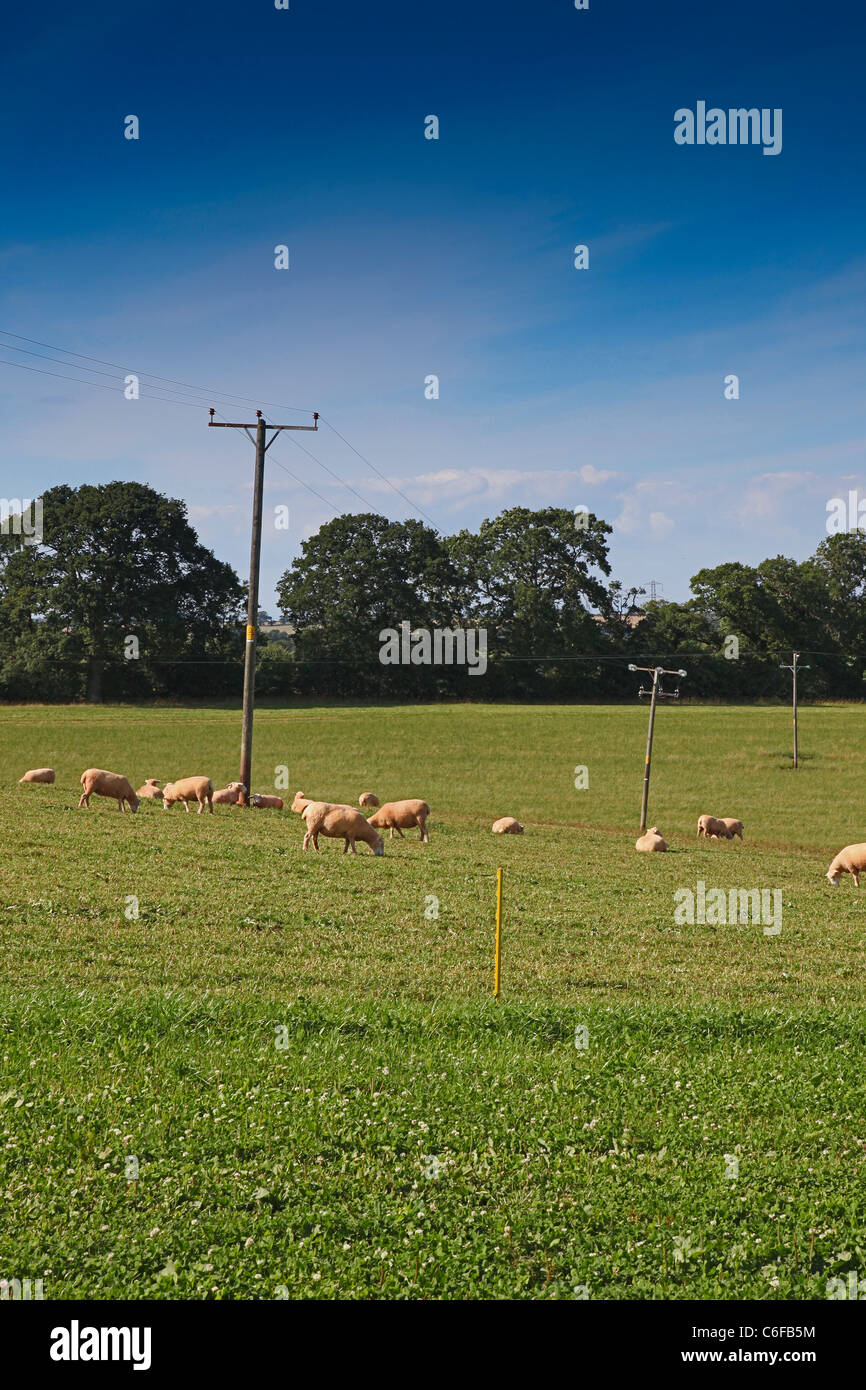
448,506,613,697
0,482,244,702
276,513,462,696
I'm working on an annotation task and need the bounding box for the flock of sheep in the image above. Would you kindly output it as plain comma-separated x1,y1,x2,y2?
17,767,445,856
635,808,866,889
17,765,865,884
636,813,744,852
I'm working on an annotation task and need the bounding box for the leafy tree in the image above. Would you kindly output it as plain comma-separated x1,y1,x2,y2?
447,506,613,696
0,482,244,702
276,513,462,696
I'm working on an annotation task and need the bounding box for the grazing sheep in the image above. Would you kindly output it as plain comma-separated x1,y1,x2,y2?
292,791,353,816
636,826,667,852
251,793,284,810
212,782,247,806
367,799,430,843
162,776,214,815
78,768,139,813
19,768,55,784
136,778,164,800
826,843,866,887
697,814,733,840
300,800,384,855
358,792,380,808
719,817,744,840
492,817,524,834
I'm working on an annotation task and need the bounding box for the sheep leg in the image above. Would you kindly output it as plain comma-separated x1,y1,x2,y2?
207,796,213,815
197,798,204,814
77,792,89,808
853,872,860,887
393,825,404,839
302,831,311,851
418,817,429,841
183,800,190,812
343,838,349,853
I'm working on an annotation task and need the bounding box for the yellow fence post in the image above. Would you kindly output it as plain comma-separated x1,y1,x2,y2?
494,867,503,997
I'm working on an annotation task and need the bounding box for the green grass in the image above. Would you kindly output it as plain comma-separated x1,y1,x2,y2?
1,701,864,1299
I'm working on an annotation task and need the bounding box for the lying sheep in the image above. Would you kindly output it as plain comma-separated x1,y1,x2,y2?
212,782,247,805
136,778,163,800
367,799,430,842
826,843,866,887
358,792,380,808
300,800,384,855
636,826,667,852
492,817,524,834
697,814,733,840
19,768,55,784
78,768,139,813
719,817,744,840
162,776,214,815
251,793,284,810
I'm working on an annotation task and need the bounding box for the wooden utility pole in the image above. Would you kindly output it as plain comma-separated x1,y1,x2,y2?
629,663,687,832
208,408,318,804
779,652,810,769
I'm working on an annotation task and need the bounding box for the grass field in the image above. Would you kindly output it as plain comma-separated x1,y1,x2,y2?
1,701,864,1300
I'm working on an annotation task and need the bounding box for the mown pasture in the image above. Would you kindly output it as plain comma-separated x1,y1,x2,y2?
0,702,863,1299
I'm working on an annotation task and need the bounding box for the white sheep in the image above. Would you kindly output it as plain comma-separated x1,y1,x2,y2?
367,799,430,842
636,826,667,852
162,776,214,814
492,817,524,834
300,800,384,855
719,818,744,840
826,843,866,887
78,768,139,813
136,778,164,800
212,782,247,805
251,793,284,810
697,814,733,840
358,792,380,808
19,768,55,784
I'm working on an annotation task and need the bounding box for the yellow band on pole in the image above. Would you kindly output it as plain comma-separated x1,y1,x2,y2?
246,625,256,642
494,867,503,997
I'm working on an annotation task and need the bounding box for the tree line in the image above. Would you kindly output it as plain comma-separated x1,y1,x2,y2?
2,481,865,703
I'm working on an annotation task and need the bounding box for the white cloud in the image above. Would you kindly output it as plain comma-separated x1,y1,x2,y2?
649,511,675,539
579,464,618,485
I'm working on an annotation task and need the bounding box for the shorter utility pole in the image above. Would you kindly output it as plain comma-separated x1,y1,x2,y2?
629,663,687,833
208,408,318,804
779,652,810,769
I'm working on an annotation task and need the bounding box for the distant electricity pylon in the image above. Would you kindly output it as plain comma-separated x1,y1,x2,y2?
646,579,664,602
779,651,810,770
629,663,687,833
208,408,319,803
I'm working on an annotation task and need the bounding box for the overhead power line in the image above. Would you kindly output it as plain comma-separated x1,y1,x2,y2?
0,326,440,526
0,328,312,412
0,353,208,410
318,416,439,528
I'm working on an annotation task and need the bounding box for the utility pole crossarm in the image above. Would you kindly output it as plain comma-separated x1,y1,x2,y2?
208,407,318,804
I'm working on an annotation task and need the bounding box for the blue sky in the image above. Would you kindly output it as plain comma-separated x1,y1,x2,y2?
1,0,864,609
